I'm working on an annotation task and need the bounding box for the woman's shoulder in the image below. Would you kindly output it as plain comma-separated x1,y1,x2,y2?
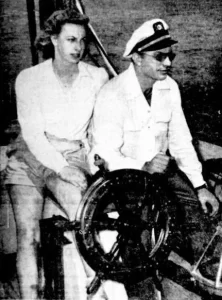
16,59,52,83
79,61,109,81
15,59,52,94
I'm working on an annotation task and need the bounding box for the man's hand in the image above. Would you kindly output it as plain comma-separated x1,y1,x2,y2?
197,188,219,216
142,153,170,174
58,166,88,192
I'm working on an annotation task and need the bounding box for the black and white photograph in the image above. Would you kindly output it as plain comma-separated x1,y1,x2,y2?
0,0,222,299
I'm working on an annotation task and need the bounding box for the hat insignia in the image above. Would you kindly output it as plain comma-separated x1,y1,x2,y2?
153,22,164,32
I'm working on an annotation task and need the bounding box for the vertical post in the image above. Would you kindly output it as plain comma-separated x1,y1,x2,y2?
26,0,38,65
39,0,55,29
40,217,65,300
75,0,118,77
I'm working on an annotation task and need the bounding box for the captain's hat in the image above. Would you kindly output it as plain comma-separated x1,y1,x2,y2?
123,18,177,58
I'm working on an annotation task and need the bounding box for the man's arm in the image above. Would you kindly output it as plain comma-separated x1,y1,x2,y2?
167,80,204,187
89,83,146,173
167,80,219,215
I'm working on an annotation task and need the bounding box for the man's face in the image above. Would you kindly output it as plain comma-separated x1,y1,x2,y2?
139,47,175,81
52,23,87,65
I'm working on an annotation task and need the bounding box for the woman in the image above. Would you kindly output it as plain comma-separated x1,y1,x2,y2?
4,8,110,300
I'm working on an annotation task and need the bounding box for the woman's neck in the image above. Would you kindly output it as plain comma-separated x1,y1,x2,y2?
52,59,79,88
53,59,79,77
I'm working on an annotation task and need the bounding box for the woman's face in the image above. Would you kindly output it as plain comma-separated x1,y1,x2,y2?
52,23,87,65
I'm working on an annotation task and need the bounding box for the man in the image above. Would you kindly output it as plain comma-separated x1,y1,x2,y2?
89,18,219,264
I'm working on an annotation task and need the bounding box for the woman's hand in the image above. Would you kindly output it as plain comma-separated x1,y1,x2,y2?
58,166,88,191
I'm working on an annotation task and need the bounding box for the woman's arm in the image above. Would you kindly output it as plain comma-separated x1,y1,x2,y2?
16,69,69,174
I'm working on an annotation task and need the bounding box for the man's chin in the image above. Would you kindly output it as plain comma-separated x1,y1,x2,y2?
158,74,168,80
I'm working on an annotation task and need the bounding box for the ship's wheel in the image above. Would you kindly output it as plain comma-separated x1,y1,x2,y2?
75,169,177,292
40,160,222,299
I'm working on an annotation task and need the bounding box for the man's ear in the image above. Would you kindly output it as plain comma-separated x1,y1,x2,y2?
132,52,142,67
50,35,58,47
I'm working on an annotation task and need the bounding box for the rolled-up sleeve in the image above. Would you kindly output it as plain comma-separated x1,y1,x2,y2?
16,70,69,174
168,82,205,187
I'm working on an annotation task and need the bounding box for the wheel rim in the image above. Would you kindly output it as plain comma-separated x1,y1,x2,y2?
75,169,176,283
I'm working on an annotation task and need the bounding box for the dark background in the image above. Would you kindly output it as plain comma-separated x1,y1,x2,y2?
0,0,221,145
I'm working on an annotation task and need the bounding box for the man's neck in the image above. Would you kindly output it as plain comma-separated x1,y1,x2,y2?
134,67,155,93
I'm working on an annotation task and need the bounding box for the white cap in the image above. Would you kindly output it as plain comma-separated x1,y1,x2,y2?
123,18,177,58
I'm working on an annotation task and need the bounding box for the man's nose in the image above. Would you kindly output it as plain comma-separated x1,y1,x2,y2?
163,56,172,66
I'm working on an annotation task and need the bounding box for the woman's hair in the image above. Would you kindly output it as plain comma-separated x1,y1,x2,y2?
35,8,90,59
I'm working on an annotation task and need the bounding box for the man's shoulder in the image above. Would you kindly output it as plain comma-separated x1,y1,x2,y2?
94,70,130,111
98,68,128,92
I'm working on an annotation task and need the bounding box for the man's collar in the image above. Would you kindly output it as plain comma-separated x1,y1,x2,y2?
126,63,171,97
154,76,171,90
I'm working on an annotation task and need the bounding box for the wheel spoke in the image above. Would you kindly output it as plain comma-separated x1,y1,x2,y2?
75,169,174,283
92,213,119,230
